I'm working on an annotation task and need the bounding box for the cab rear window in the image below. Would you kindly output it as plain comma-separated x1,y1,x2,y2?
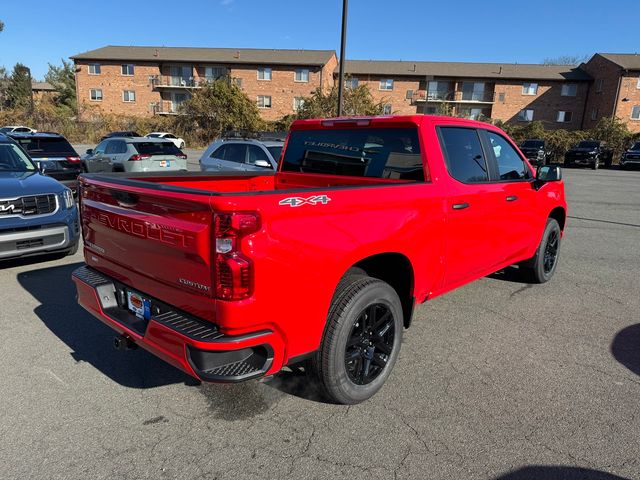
281,128,424,181
134,142,182,156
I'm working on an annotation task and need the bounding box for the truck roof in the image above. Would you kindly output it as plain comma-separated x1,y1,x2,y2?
290,115,497,130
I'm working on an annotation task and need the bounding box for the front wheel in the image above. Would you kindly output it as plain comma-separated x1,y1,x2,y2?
311,276,403,404
592,156,599,170
521,218,561,284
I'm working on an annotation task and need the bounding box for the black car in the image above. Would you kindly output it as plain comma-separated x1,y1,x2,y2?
519,139,551,166
564,140,613,170
619,141,640,170
100,131,141,141
8,132,82,194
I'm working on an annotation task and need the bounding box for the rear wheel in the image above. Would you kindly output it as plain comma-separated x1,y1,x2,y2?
311,276,403,404
520,218,561,284
592,155,599,170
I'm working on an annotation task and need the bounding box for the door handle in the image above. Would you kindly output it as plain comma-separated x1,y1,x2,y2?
506,195,519,202
452,202,469,210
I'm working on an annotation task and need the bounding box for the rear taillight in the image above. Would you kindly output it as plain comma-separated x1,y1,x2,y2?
214,212,260,300
129,154,152,161
66,156,81,163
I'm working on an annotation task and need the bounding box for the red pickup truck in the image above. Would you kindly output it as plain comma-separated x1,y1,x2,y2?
72,115,566,404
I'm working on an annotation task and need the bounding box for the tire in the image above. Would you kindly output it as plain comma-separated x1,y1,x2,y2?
520,218,561,284
112,164,125,173
563,158,572,168
311,275,403,404
592,155,599,170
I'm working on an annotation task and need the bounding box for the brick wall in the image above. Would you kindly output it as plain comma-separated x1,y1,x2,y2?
353,75,421,114
491,80,588,130
613,74,640,133
581,55,621,129
76,61,162,118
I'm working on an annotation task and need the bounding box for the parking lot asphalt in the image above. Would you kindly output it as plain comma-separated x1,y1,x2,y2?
1,168,639,480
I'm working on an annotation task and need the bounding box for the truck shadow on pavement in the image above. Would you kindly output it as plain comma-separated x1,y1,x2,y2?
494,466,630,479
17,262,195,389
611,323,640,377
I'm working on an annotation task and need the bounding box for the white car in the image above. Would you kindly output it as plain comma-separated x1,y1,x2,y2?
0,125,37,134
145,132,185,149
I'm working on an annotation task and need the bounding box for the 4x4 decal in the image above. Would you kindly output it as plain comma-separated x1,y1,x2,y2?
279,195,331,208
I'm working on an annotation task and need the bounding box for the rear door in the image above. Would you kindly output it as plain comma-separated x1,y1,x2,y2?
210,143,248,171
246,144,274,171
437,126,506,288
85,140,108,173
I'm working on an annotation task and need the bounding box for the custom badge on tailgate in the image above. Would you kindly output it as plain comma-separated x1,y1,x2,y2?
278,195,331,208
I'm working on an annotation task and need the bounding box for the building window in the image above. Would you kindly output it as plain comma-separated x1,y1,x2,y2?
631,106,640,120
382,104,392,115
461,82,486,101
561,83,577,96
518,109,534,121
205,66,227,81
88,64,101,75
233,77,243,88
498,92,506,103
591,107,598,120
257,95,272,108
345,77,358,89
595,79,604,93
459,107,484,120
123,90,136,102
379,79,394,91
293,97,305,111
406,89,414,100
90,89,103,101
427,81,449,100
121,64,134,76
294,68,309,82
556,111,573,123
522,83,538,95
257,67,272,81
424,107,437,114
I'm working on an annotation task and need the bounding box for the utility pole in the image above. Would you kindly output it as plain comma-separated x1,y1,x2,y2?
336,0,348,116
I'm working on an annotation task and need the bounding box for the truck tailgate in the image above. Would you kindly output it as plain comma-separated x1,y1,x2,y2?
79,177,216,319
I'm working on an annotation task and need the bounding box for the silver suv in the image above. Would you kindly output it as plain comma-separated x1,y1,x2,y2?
199,138,283,172
83,137,187,173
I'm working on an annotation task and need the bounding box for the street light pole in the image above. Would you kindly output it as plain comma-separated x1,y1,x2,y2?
336,0,348,117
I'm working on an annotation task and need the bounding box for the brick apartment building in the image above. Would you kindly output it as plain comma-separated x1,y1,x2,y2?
71,46,640,132
70,46,337,121
580,53,640,132
340,60,591,130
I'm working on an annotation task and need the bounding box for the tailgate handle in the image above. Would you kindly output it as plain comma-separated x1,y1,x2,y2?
111,190,139,207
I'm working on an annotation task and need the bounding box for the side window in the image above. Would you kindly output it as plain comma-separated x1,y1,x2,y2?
223,144,247,163
247,145,270,165
104,141,117,154
485,131,529,181
116,141,128,154
94,140,108,154
438,127,489,183
210,145,227,159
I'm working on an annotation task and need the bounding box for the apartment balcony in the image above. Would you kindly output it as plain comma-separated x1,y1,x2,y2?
151,75,203,89
151,101,186,115
412,90,495,104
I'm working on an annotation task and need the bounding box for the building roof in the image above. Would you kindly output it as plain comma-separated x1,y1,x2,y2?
597,53,640,70
339,60,591,81
31,81,55,91
71,45,336,66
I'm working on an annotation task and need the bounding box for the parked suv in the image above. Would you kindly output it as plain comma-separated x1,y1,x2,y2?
519,139,551,166
8,132,82,194
83,137,187,173
619,141,640,169
564,140,613,169
0,134,79,260
0,125,37,134
199,138,283,172
100,131,141,141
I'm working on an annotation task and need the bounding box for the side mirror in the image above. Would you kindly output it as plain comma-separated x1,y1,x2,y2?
536,165,562,182
86,148,93,155
254,159,272,169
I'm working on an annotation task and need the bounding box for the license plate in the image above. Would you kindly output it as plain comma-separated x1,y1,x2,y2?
159,160,170,167
127,291,151,320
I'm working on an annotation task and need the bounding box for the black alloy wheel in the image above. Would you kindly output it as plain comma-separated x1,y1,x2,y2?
543,229,559,275
345,303,395,385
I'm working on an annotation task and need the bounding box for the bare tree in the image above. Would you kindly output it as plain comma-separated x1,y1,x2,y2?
542,54,590,66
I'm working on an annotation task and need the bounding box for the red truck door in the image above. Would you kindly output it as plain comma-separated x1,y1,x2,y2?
437,126,507,289
482,130,539,263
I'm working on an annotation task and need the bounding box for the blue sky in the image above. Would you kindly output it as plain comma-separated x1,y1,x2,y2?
0,0,638,79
